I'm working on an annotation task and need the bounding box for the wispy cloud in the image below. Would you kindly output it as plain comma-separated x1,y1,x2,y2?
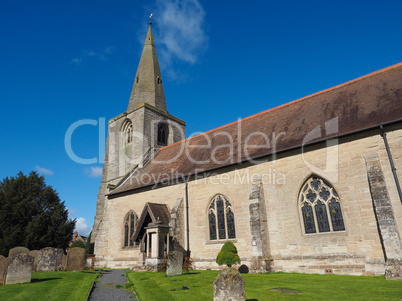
35,165,54,176
155,0,208,68
72,46,114,65
85,166,103,178
75,217,91,236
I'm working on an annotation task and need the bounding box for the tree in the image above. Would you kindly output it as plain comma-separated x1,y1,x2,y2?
216,241,241,267
70,240,86,249
0,171,76,256
85,231,92,255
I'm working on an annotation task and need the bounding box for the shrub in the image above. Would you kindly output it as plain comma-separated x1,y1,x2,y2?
70,240,86,249
183,256,193,273
216,241,240,267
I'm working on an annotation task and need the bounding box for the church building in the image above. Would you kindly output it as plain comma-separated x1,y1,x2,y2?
92,21,402,277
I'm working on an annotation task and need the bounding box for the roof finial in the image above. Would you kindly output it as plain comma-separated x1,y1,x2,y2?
149,13,153,25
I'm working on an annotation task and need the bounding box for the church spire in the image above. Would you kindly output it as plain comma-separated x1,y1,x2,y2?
127,20,167,112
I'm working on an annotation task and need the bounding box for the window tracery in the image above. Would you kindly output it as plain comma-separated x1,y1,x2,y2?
299,176,345,234
124,211,138,247
208,195,236,240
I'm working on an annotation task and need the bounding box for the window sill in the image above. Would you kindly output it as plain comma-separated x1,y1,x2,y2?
121,245,140,250
206,239,237,245
303,230,347,237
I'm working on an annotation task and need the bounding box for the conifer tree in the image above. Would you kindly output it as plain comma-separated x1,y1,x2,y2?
216,241,241,267
0,171,76,256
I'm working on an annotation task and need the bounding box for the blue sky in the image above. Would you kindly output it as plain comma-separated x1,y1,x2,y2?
1,0,401,236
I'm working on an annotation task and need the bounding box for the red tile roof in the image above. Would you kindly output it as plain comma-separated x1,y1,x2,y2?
110,63,402,196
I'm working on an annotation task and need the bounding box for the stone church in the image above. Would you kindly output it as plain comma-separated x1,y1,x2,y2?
92,22,402,277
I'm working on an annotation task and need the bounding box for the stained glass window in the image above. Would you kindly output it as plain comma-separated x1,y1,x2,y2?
329,199,345,231
208,195,236,241
227,208,236,239
315,201,330,232
302,203,316,234
124,211,137,247
209,212,217,240
299,176,345,234
124,223,129,246
217,197,226,239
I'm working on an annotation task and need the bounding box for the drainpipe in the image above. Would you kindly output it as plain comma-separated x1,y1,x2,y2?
185,181,190,257
380,125,402,204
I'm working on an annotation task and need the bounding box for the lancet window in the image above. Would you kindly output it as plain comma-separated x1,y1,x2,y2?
157,123,168,146
208,195,236,240
122,120,133,146
299,176,345,234
124,211,138,247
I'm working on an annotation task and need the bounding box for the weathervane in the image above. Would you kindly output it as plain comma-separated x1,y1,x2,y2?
149,13,153,24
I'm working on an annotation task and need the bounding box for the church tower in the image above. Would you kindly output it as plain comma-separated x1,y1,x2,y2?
92,20,186,262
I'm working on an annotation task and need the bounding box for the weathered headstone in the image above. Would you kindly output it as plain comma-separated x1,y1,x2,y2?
0,256,8,285
37,247,64,272
62,254,68,270
5,254,33,285
213,267,245,301
28,250,40,272
166,251,183,276
65,248,85,272
8,246,29,258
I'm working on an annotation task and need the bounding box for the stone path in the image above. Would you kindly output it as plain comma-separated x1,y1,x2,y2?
89,269,137,301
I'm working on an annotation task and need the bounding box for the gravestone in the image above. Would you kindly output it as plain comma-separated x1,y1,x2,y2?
5,254,33,285
65,248,85,272
28,250,40,272
0,256,8,285
238,264,249,274
8,246,29,258
213,267,245,301
37,247,64,272
62,254,68,270
166,251,183,276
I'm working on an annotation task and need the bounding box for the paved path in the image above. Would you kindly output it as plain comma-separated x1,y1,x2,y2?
89,269,137,301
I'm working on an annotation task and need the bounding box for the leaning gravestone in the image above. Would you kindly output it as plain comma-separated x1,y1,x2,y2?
65,248,85,272
5,253,34,285
37,247,64,272
8,246,29,258
213,267,245,301
0,256,8,285
166,251,183,276
28,250,40,272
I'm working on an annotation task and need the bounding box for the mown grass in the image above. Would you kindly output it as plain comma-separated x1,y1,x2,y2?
0,270,99,301
127,270,402,301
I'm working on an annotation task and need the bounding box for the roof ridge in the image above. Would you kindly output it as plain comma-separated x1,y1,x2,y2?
159,62,402,152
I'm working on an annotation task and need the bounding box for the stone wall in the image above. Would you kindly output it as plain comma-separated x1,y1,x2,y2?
95,124,402,276
93,102,186,265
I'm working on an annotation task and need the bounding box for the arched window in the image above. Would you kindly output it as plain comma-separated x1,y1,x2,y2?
121,120,133,146
124,211,138,247
157,123,168,146
299,176,345,234
208,195,236,240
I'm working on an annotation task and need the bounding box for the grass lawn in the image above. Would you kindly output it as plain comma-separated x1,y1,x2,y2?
127,270,402,301
0,270,99,301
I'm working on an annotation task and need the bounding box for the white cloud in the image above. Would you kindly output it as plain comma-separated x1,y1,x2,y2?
72,46,114,65
85,166,103,178
155,0,208,67
75,217,91,237
35,165,54,176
